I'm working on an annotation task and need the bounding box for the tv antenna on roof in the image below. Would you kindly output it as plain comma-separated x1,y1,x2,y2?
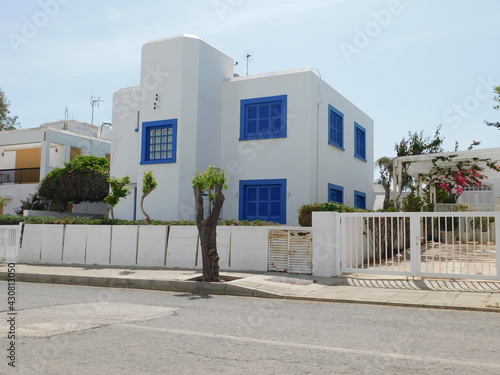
244,49,254,76
90,96,103,125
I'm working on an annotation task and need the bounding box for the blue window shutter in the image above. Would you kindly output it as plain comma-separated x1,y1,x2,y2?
354,190,367,209
328,183,344,203
354,122,366,161
240,95,287,141
328,105,344,150
239,179,287,224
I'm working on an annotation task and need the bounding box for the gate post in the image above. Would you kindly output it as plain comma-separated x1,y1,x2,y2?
312,212,341,277
410,213,421,276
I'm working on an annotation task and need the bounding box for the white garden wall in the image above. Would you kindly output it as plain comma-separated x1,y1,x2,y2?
18,224,300,273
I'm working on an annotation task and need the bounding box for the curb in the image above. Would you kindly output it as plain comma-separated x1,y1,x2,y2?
0,272,284,299
1,272,499,313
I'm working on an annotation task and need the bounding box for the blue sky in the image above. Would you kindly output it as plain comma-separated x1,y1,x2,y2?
1,0,499,162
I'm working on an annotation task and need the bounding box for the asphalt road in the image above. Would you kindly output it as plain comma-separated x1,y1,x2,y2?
0,281,499,375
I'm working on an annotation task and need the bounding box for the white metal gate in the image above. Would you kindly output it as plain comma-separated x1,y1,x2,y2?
268,230,312,274
0,225,21,262
340,212,500,280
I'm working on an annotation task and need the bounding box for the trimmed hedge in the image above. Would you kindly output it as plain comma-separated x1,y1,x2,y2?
0,215,280,226
298,202,365,227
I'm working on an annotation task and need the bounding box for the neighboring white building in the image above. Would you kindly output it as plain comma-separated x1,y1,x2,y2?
392,147,500,211
111,34,374,225
0,120,111,215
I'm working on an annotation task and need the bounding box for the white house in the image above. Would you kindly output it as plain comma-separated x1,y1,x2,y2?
111,34,374,225
0,120,111,215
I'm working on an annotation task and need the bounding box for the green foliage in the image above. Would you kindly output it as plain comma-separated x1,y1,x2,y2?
395,125,445,193
192,163,228,200
0,215,24,225
401,193,426,212
3,216,279,226
0,88,19,131
395,126,444,157
474,216,495,232
105,175,130,219
38,155,110,212
142,170,157,196
219,219,280,226
453,203,475,212
484,86,500,128
298,201,365,227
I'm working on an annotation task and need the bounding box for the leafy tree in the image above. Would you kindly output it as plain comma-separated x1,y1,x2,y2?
377,126,445,209
484,86,500,129
394,125,445,198
0,88,19,130
192,164,227,282
38,155,110,212
104,176,130,220
140,170,157,224
375,156,394,210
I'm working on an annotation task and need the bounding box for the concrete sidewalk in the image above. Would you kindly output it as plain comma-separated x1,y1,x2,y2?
1,264,499,313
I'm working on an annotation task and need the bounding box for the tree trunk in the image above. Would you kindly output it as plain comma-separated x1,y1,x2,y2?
199,223,220,282
140,194,151,224
193,184,225,282
383,182,391,210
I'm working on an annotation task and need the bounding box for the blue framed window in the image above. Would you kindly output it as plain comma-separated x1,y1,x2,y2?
354,190,367,210
239,179,287,224
240,95,287,140
141,119,177,164
328,105,344,150
328,183,344,204
354,122,366,161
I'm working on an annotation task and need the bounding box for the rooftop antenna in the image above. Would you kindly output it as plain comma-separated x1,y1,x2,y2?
246,54,251,75
63,107,69,130
90,96,103,125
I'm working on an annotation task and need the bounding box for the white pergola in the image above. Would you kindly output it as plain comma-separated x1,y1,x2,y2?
392,147,500,208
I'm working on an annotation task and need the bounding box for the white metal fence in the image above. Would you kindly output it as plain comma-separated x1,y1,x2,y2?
340,212,499,280
0,225,21,262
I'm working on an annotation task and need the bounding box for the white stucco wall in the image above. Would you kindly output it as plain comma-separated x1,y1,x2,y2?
113,35,234,222
220,69,374,225
110,34,375,224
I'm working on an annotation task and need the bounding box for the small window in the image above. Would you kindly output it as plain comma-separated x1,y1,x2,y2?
328,183,344,204
239,179,287,224
141,119,177,164
354,190,367,209
240,95,287,140
70,146,82,161
354,122,366,161
328,105,344,150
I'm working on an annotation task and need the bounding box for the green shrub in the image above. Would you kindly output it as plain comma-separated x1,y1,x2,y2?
0,215,25,225
0,215,280,226
298,202,364,227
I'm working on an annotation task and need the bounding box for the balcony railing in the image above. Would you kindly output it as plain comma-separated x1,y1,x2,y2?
0,168,41,185
435,203,497,212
